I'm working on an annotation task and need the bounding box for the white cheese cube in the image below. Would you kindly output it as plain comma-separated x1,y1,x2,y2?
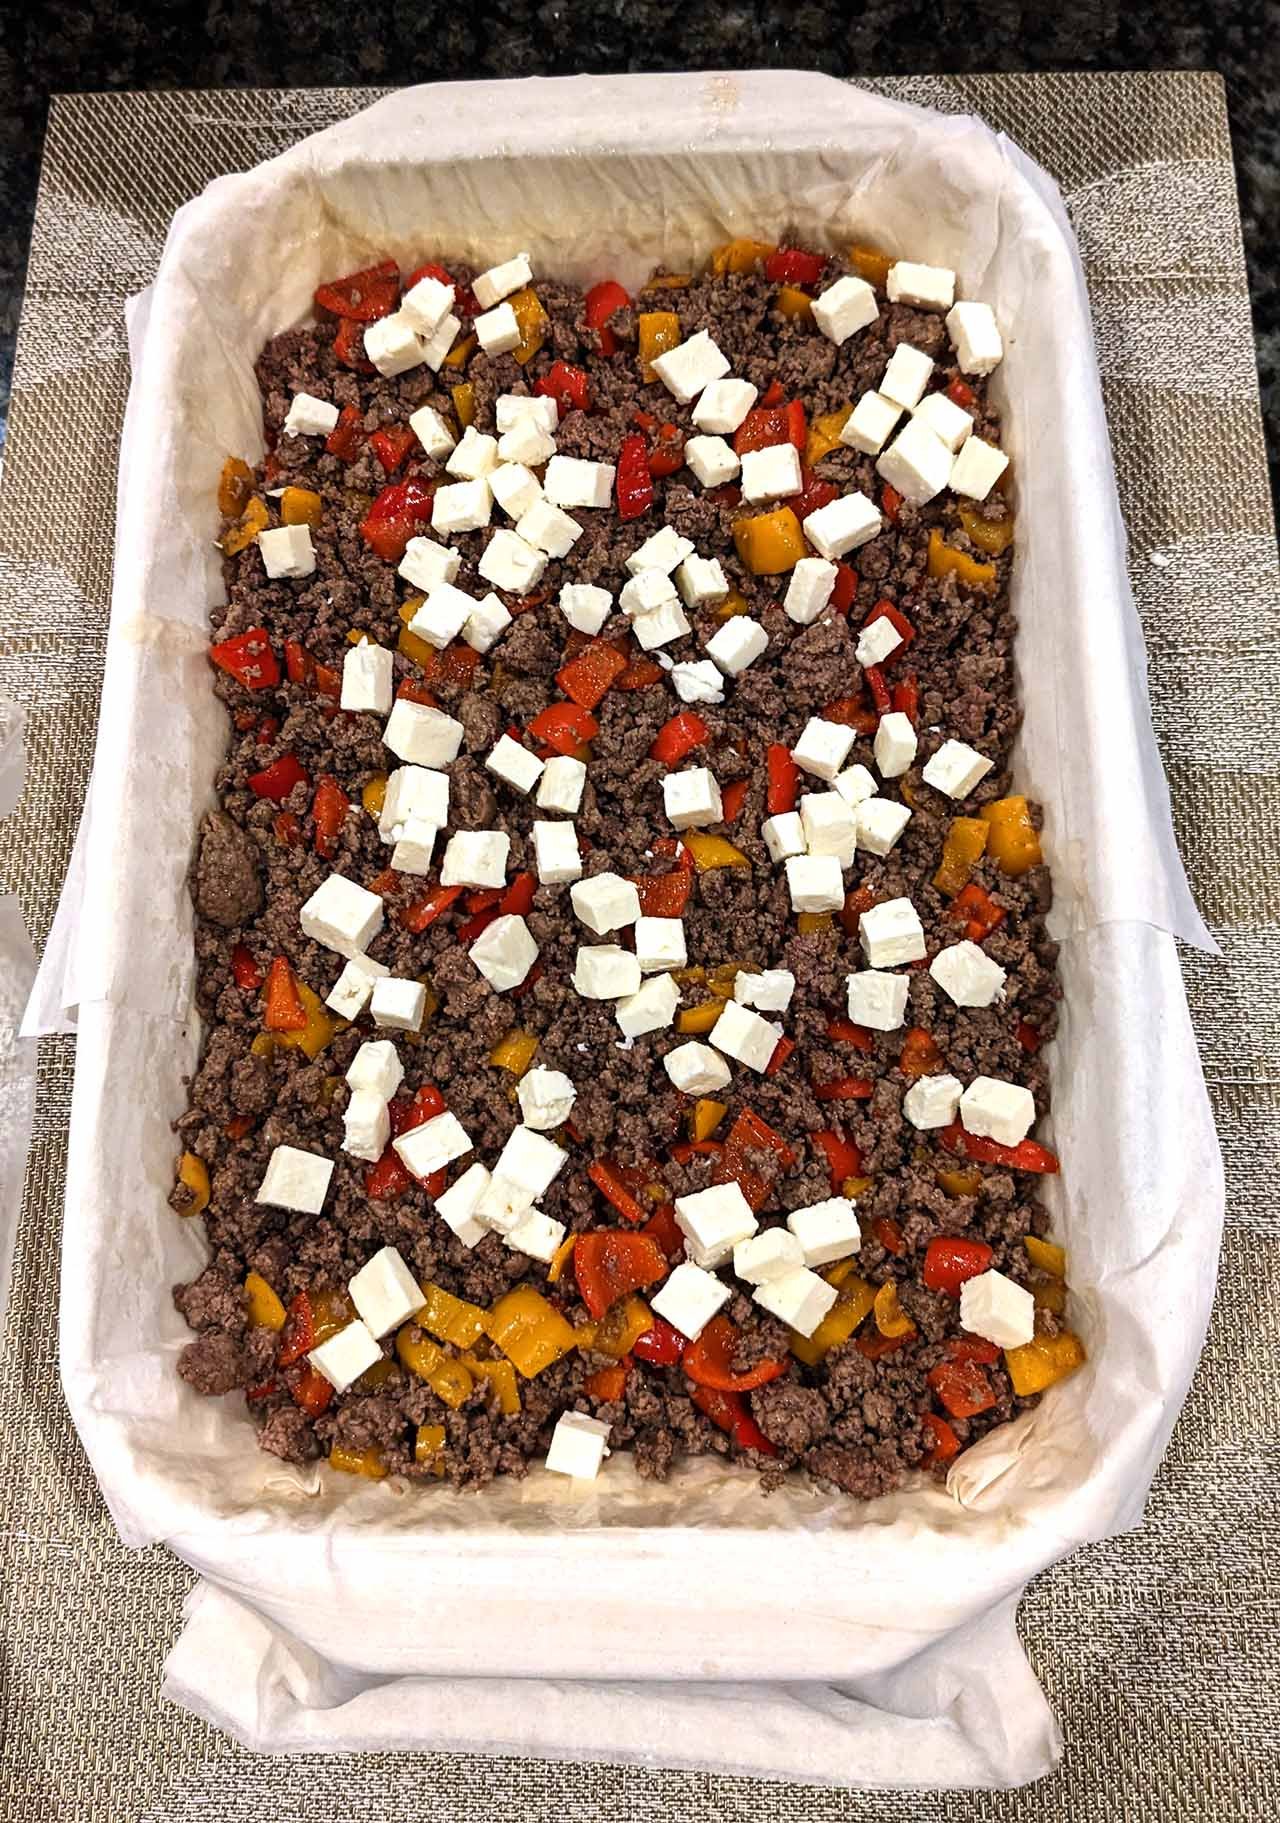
706,616,768,676
800,790,858,865
407,403,457,462
913,390,974,454
516,1067,577,1131
573,944,642,1000
409,581,476,649
431,477,492,534
348,1245,424,1338
876,418,954,506
786,1198,862,1267
855,797,912,857
516,499,581,559
734,1228,805,1284
486,733,544,796
544,456,615,510
258,524,315,580
545,1410,611,1480
324,1091,386,1168
784,556,838,625
859,896,925,967
470,913,538,992
874,711,918,778
762,811,806,863
692,377,758,433
663,1041,732,1095
650,329,730,404
663,766,722,829
710,1000,782,1074
753,1267,838,1338
616,971,680,1037
959,1076,1037,1148
300,872,384,959
684,435,741,488
379,765,449,841
462,591,512,653
792,716,855,781
489,461,543,521
558,583,613,635
959,1269,1035,1348
399,535,461,591
886,261,956,311
440,829,510,889
880,343,934,410
446,425,500,480
478,527,547,595
786,853,844,912
497,415,557,467
475,301,522,356
472,253,532,309
570,871,640,935
922,739,995,800
803,491,883,560
833,764,879,808
482,1126,567,1220
619,567,680,619
345,1038,404,1101
633,600,691,652
505,1207,568,1265
650,1261,731,1340
325,953,389,1019
400,274,455,335
434,1162,492,1248
421,312,462,372
734,968,795,1012
389,816,437,875
364,311,426,376
496,392,559,435
946,300,1003,375
340,640,394,714
308,1319,382,1393
537,755,588,816
903,1072,963,1131
675,554,730,609
532,818,582,885
671,659,725,704
841,390,902,456
256,1144,334,1214
930,940,1007,1008
370,976,428,1033
812,275,879,345
383,700,465,768
855,615,904,668
283,391,339,437
740,442,803,503
846,967,910,1031
673,1182,758,1269
634,915,686,973
949,436,1009,501
626,525,694,575
393,1110,473,1180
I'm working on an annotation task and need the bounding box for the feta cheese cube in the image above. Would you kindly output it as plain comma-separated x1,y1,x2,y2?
812,275,879,345
283,391,339,437
692,377,758,434
959,1269,1035,1348
880,343,934,410
833,763,878,808
949,436,1009,501
874,711,918,778
706,616,768,676
399,535,461,591
792,716,855,781
516,499,581,559
650,329,730,404
544,456,616,510
570,871,640,934
472,253,533,309
859,897,925,967
345,1038,404,1101
407,403,457,462
434,1163,492,1248
379,765,449,841
913,390,974,454
348,1245,424,1337
626,525,694,576
469,913,538,991
478,527,547,595
930,940,1007,1008
389,816,437,875
400,274,455,334
537,754,588,815
946,301,1003,375
876,418,954,506
308,1319,382,1392
675,554,730,609
483,1126,567,1217
959,1076,1037,1148
786,1198,861,1267
573,944,642,1000
420,312,462,373
496,392,559,436
325,953,389,1020
516,1067,577,1131
710,1000,782,1073
886,261,956,311
684,435,741,488
475,300,522,356
369,976,428,1033
446,425,500,481
922,738,994,800
505,1207,568,1264
497,415,557,467
740,442,803,503
855,796,912,857
432,477,492,535
841,390,902,456
393,1110,473,1179
558,582,613,635
486,733,544,796
409,580,476,649
663,767,722,830
803,491,883,560
786,853,844,913
854,615,904,668
440,829,510,889
633,599,691,651
734,968,795,1012
462,590,513,653
619,568,679,619
383,700,465,768
671,659,725,705
532,818,582,885
762,811,806,862
616,971,680,1037
489,461,542,521
256,1144,334,1214
300,872,384,958
650,1260,731,1339
753,1267,838,1339
800,790,858,865
364,311,426,376
903,1072,963,1130
733,1228,804,1284
545,1409,611,1480
663,1041,732,1095
673,1182,758,1268
634,915,686,973
340,639,394,714
846,967,910,1032
784,556,838,625
258,524,315,580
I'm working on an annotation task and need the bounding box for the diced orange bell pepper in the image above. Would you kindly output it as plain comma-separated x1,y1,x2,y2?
489,1028,539,1075
638,311,682,382
775,284,814,319
958,503,1015,555
590,1293,655,1361
329,1443,388,1479
898,1027,944,1080
416,1283,488,1349
244,1270,286,1329
691,1098,727,1142
506,287,548,365
462,1352,522,1415
714,587,751,621
415,1423,447,1469
734,506,806,575
1024,1235,1067,1277
263,956,307,1031
711,238,776,274
547,1235,577,1284
1004,1330,1086,1396
485,1286,578,1378
932,816,989,897
451,381,475,428
643,272,692,290
937,1165,983,1198
442,333,477,371
979,796,1044,875
682,831,750,871
873,1280,915,1337
275,979,340,1060
788,1274,876,1366
220,495,269,555
927,527,997,591
175,1152,210,1215
584,1363,630,1402
805,406,853,466
217,456,254,518
849,244,893,287
676,999,727,1035
280,486,322,528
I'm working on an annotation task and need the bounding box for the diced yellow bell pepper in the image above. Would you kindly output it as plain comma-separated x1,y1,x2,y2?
671,965,706,987
547,1235,576,1285
415,1422,447,1469
416,1283,488,1349
361,774,388,818
842,1174,873,1198
1024,1235,1066,1278
356,1355,399,1391
249,1032,276,1060
683,832,749,871
220,495,269,555
451,381,474,428
310,1287,354,1345
932,816,989,898
442,333,477,371
691,1098,728,1142
1034,1278,1067,1315
958,504,1015,556
733,506,806,575
790,1275,876,1366
462,1352,522,1415
979,796,1044,876
416,978,440,1027
489,1028,539,1075
280,486,322,529
485,1286,577,1378
711,238,775,275
593,1293,653,1360
176,1152,210,1215
346,627,370,645
398,625,438,669
244,1270,286,1330
399,596,425,624
274,980,340,1060
507,288,548,366
822,1258,861,1289
217,455,254,518
805,406,853,466
937,1165,982,1198
643,272,692,290
429,1364,475,1412
849,244,893,288
796,912,833,934
927,527,997,591
775,285,814,320
1004,1330,1086,1397
329,1444,388,1480
677,999,727,1035
395,1327,475,1408
873,1280,915,1338
713,587,751,621
638,310,682,382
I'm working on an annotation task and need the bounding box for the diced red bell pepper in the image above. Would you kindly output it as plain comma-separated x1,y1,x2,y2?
584,1364,630,1401
311,774,349,859
255,714,280,746
855,1329,909,1361
864,664,892,714
1016,1019,1043,1053
690,1384,779,1455
734,400,806,455
946,377,978,410
399,882,464,933
396,681,437,713
764,246,827,287
839,884,878,937
573,1229,670,1320
881,482,904,523
631,870,692,917
367,867,402,899
500,871,537,918
273,810,303,847
650,710,710,766
873,1217,907,1256
760,379,785,408
937,1122,1060,1175
683,1314,788,1393
465,888,502,913
950,883,1007,945
899,1027,943,1079
406,261,479,318
615,656,664,690
290,1363,335,1417
891,672,920,723
365,1149,412,1201
534,360,592,415
557,639,628,710
640,1202,686,1263
277,1292,316,1367
947,1334,1002,1365
222,1112,253,1142
831,561,858,614
646,422,685,477
314,659,341,702
921,1236,995,1297
615,432,654,521
632,1313,686,1365
825,1017,873,1051
359,478,436,563
921,1410,961,1465
587,1159,647,1225
764,1034,795,1077
247,752,308,802
814,1127,862,1192
333,315,375,373
245,1376,278,1402
793,468,839,523
210,628,280,692
668,1140,722,1165
263,956,307,1031
283,638,310,686
584,279,632,356
230,943,263,992
766,743,799,815
325,403,364,462
720,777,749,824
863,597,916,648
714,1109,795,1211
814,1076,874,1102
370,423,417,473
822,695,879,736
652,835,695,871
419,641,480,693
313,257,400,322
233,707,258,732
393,1083,448,1132
927,1359,996,1418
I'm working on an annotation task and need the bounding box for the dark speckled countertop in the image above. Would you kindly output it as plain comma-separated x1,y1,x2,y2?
0,2,1275,502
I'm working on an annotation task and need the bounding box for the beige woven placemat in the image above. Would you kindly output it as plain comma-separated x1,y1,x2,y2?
0,72,1275,1822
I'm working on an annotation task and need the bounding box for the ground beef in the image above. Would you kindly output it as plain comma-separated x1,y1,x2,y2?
173,242,1064,1497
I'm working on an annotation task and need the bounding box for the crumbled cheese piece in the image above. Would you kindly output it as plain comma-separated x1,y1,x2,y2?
626,525,694,575
786,853,845,913
706,616,768,676
946,301,1003,375
855,797,912,857
558,582,613,635
650,329,731,403
859,896,926,967
570,872,641,935
841,391,902,456
300,873,384,959
812,275,879,345
949,436,1009,501
364,311,425,376
886,261,956,311
674,1182,758,1269
875,418,954,506
762,812,806,862
632,598,692,651
258,524,315,580
283,392,339,437
675,554,730,609
734,968,795,1012
710,1000,782,1074
407,403,457,461
671,659,725,705
684,435,741,488
399,535,460,591
482,1126,567,1221
432,477,492,535
734,1228,805,1284
803,491,883,560
345,1090,400,1171
446,425,500,479
619,567,679,619
874,711,918,778
846,968,909,1032
383,700,465,768
420,312,462,372
753,1267,838,1338
959,1269,1035,1348
792,716,856,780
959,1076,1037,1148
573,944,642,1000
340,640,394,714
922,738,994,800
663,1041,732,1095
486,733,544,796
913,389,974,454
903,1072,963,1130
505,1207,568,1264
257,1144,334,1214
393,1110,473,1179
495,392,558,435
616,972,680,1037
633,915,686,973
930,940,1007,1008
472,253,533,309
536,755,587,816
650,1261,732,1339
517,1067,577,1131
692,377,758,434
469,914,539,992
462,591,512,654
854,615,904,669
543,456,616,510
345,1038,404,1101
516,499,582,558
435,1162,492,1248
489,461,543,521
370,976,428,1033
496,415,557,468
325,953,389,1020
475,301,522,356
379,765,449,842
800,790,858,865
663,767,723,829
409,580,477,650
308,1319,382,1392
440,829,510,889
389,816,436,875
786,1198,862,1267
545,1410,611,1480
348,1246,424,1338
880,343,934,410
400,273,455,334
833,764,878,808
532,818,582,885
784,557,837,625
478,527,547,595
740,443,803,503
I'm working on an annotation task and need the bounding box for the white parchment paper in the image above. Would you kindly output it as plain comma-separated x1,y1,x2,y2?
33,73,1223,1786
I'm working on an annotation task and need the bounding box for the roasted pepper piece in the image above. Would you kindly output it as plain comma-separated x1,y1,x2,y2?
849,244,893,288
937,1165,983,1198
280,486,322,528
789,1274,875,1366
489,1028,539,1075
415,1423,447,1470
691,1098,728,1142
775,284,814,320
486,1286,578,1378
416,1283,488,1349
958,504,1015,555
175,1152,210,1215
557,639,628,710
683,1313,787,1391
643,272,691,290
979,796,1044,875
592,1293,654,1360
573,1231,669,1321
922,1235,994,1297
361,773,388,817
713,587,750,621
1024,1235,1067,1277
682,832,749,871
395,1327,475,1408
547,1235,576,1284
927,527,998,590
442,333,477,371
451,381,475,428
220,495,269,555
329,1444,388,1480
462,1352,521,1415
1004,1330,1086,1396
676,999,727,1034
733,505,805,575
796,912,833,934
873,1280,915,1338
638,310,682,382
507,287,549,365
217,456,254,518
805,406,853,466
711,238,776,274
244,1270,286,1329
932,816,989,897
275,979,341,1061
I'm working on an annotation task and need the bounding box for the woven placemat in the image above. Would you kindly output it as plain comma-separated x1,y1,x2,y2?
0,73,1275,1822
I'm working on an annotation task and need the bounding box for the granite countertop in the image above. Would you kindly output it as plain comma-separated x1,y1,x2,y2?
0,3,1275,505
